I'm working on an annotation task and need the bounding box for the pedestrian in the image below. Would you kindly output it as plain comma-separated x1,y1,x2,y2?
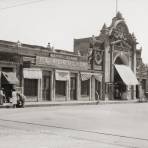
95,91,100,104
17,92,25,108
11,89,18,108
139,85,144,102
0,88,5,105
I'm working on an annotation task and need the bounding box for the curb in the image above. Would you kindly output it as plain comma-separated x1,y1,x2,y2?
0,100,146,108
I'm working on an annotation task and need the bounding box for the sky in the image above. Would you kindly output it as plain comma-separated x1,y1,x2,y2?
0,0,148,63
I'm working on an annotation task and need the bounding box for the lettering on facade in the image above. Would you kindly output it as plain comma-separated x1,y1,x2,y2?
36,56,88,70
50,53,78,61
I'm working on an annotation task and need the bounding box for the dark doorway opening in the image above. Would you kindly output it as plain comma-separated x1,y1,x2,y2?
43,76,51,101
95,79,100,100
70,76,77,100
114,56,127,100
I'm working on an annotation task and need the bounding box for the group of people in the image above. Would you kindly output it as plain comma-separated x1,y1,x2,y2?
0,88,25,108
114,87,127,100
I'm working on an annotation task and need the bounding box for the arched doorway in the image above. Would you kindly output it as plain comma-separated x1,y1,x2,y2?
114,54,129,100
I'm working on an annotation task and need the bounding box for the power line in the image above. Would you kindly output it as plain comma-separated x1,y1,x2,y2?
0,0,47,10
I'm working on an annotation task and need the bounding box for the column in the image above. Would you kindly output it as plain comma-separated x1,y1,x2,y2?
89,77,92,101
37,78,42,101
109,44,114,100
50,70,55,101
66,78,70,101
13,67,17,89
133,45,137,100
127,85,131,100
131,43,137,100
91,76,95,101
77,73,81,101
100,81,103,100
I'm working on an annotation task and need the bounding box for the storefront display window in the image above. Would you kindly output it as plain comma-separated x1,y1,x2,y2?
81,80,89,96
24,79,38,96
55,81,66,96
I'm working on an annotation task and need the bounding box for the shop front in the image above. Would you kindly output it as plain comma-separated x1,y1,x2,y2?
1,71,19,103
42,71,51,101
34,55,103,102
80,73,92,101
55,70,69,101
114,64,139,100
70,73,77,100
23,68,42,102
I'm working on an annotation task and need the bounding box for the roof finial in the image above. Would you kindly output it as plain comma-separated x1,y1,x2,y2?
116,11,123,19
100,23,108,34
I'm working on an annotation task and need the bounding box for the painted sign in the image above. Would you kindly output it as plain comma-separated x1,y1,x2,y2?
36,56,89,71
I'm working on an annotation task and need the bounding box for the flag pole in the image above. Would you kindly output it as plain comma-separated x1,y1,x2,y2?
116,0,118,14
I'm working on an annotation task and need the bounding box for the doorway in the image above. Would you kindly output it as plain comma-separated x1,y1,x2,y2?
43,76,51,101
113,55,128,100
70,74,77,100
95,79,100,100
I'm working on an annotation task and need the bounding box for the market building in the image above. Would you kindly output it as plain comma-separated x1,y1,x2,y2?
0,12,147,103
74,12,140,101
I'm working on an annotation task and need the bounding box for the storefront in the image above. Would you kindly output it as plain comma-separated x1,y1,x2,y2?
0,52,20,103
23,68,42,101
0,12,143,103
55,70,69,101
1,71,19,102
114,64,139,100
74,12,140,101
33,55,103,102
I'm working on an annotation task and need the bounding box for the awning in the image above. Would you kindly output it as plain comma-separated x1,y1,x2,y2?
115,64,139,85
55,70,70,81
23,68,42,79
93,74,102,82
2,72,19,85
81,72,92,81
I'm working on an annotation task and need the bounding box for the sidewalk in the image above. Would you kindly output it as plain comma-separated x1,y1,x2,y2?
0,99,139,108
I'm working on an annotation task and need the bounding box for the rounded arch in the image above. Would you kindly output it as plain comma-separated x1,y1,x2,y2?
114,53,129,65
113,53,129,100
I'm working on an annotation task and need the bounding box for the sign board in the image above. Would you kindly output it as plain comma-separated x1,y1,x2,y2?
36,56,89,71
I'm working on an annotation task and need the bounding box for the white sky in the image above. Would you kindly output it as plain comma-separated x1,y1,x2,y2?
0,0,148,63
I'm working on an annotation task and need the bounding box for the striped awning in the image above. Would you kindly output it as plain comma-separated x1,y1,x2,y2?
115,64,139,85
2,72,19,85
93,74,102,81
23,68,42,79
81,72,92,81
55,70,70,81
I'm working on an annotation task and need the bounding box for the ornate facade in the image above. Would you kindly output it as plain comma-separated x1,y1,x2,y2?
0,12,146,103
74,12,139,100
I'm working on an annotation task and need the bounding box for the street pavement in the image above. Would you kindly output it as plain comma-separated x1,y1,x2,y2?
0,103,148,147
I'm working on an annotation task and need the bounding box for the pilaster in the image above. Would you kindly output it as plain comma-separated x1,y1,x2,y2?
91,76,95,101
77,73,81,101
66,78,70,101
50,70,55,101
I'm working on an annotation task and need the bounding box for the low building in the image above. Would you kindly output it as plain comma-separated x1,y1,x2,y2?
136,48,148,99
0,12,144,103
